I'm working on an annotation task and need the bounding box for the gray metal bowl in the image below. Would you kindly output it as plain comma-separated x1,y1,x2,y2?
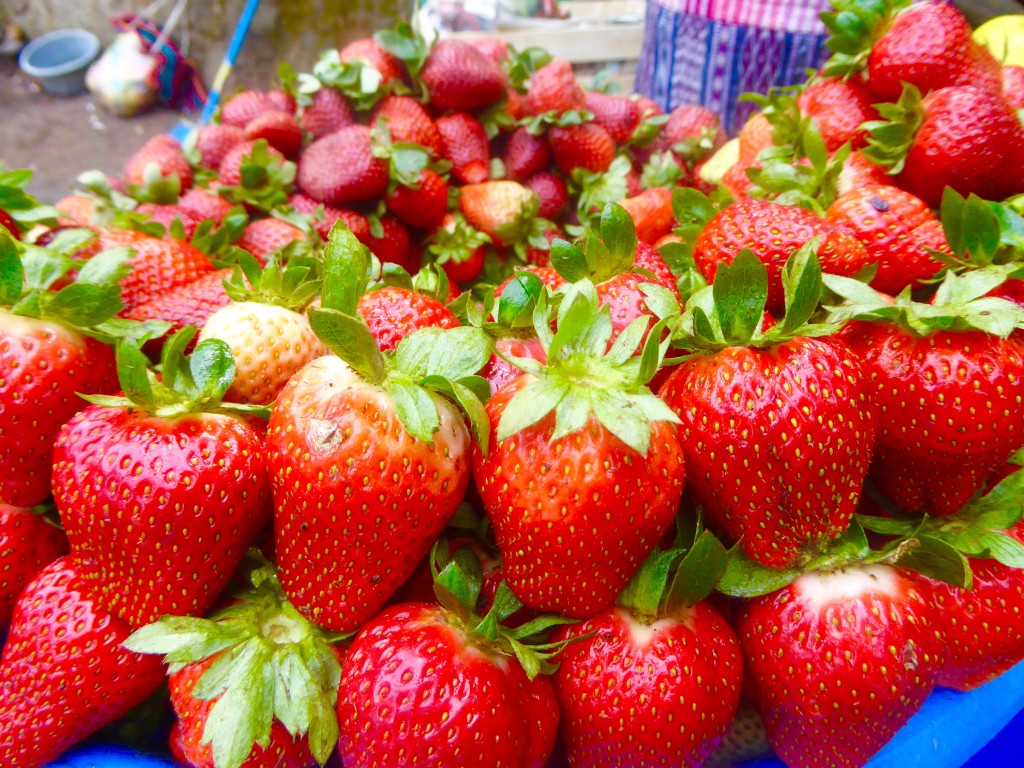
18,28,100,96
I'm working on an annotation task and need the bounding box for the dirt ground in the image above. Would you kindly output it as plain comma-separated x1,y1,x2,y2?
0,56,186,204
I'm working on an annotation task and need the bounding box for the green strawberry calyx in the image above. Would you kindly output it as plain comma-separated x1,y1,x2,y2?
0,229,168,344
550,201,638,285
124,559,344,768
639,150,686,190
936,189,1024,274
519,108,594,138
672,239,838,352
310,49,390,112
616,509,729,617
307,222,493,451
824,267,1024,337
504,44,552,92
0,167,61,233
860,83,923,175
222,251,322,313
495,279,680,458
570,154,631,227
82,327,269,420
425,212,492,270
820,0,911,78
429,538,578,679
370,122,452,193
218,140,297,213
661,187,716,302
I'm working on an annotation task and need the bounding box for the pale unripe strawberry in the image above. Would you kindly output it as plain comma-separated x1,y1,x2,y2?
199,302,327,405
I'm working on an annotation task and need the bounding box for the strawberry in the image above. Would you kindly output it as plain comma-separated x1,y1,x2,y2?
217,139,291,196
386,168,448,230
825,185,945,296
459,180,539,247
195,124,247,169
371,95,443,156
366,214,416,272
553,540,742,768
526,59,586,115
244,110,303,157
548,123,616,175
0,503,67,626
495,265,567,296
134,203,200,240
221,89,294,128
826,271,1024,516
865,1,1002,102
88,227,215,313
299,85,354,139
124,134,193,193
0,211,17,240
339,38,405,84
127,268,233,347
125,563,344,768
738,112,773,162
420,39,506,112
865,84,1024,207
584,91,641,145
268,238,491,630
661,248,877,568
660,104,727,165
797,75,878,151
618,186,674,244
482,334,547,396
236,216,309,263
472,282,684,617
1003,65,1024,111
287,192,370,243
357,284,459,352
199,255,326,405
178,186,236,224
469,36,509,64
337,548,560,768
693,197,871,314
836,149,890,195
435,112,490,185
51,333,272,627
504,126,554,181
736,564,945,768
55,194,97,225
0,556,165,766
297,125,389,205
0,232,138,506
426,212,491,284
526,172,568,220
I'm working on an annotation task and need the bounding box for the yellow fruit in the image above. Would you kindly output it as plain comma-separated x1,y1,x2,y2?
974,15,1024,67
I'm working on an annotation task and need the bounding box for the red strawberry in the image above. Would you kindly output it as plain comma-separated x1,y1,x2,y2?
88,227,215,313
420,39,506,112
244,110,303,157
300,85,354,139
0,557,165,766
366,214,416,272
845,323,1024,516
495,265,567,296
357,285,459,353
426,212,490,284
124,134,193,191
237,217,309,263
694,198,871,314
435,112,490,185
468,36,509,64
217,139,287,188
194,124,246,170
736,565,945,768
1003,65,1024,111
337,602,558,768
298,125,389,205
618,187,674,244
134,203,200,239
459,180,539,247
372,95,443,156
526,59,586,115
126,268,233,347
797,76,879,151
526,172,568,220
481,334,547,396
867,2,1002,102
339,38,405,83
554,600,742,767
0,504,67,626
472,291,684,616
177,187,235,224
661,104,727,164
836,150,891,195
584,91,642,145
547,123,616,175
504,126,553,181
221,89,294,128
738,112,773,162
634,96,662,119
386,169,448,230
825,185,946,296
51,337,272,627
287,192,370,243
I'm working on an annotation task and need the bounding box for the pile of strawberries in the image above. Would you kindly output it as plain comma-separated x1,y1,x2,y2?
2,0,1024,766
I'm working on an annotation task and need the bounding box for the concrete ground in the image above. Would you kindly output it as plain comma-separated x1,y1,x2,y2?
1,56,187,204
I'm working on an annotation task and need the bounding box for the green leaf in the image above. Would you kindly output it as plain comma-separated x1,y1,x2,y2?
616,547,682,617
664,530,729,610
321,223,370,314
45,284,123,328
386,379,440,443
892,535,972,589
550,392,591,443
606,316,649,365
190,339,237,402
590,388,652,456
497,271,544,327
976,531,1024,568
115,339,157,412
497,377,569,442
75,246,134,285
203,640,275,768
20,245,75,293
0,235,24,305
856,515,917,536
123,617,242,664
449,379,491,454
599,203,638,273
308,308,386,384
780,240,822,334
396,326,492,382
717,548,800,598
713,250,767,344
550,239,590,283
